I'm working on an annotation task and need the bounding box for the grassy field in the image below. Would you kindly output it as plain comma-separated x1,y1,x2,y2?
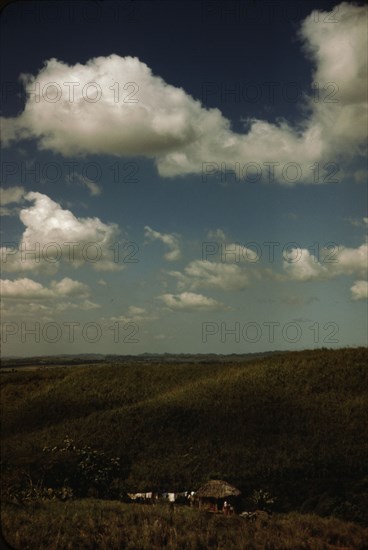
2,499,368,550
1,347,368,547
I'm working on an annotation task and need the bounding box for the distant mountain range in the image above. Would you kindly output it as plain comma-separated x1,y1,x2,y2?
1,351,282,368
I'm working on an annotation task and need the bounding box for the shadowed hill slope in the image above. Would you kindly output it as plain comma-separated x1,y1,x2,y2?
1,347,367,523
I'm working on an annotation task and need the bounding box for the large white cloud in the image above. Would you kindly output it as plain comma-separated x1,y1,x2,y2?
1,55,208,158
0,192,121,273
300,2,367,155
1,3,366,183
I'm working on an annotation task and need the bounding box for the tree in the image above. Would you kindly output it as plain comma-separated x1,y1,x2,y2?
41,436,124,499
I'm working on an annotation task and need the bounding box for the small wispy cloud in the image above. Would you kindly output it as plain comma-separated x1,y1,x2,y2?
144,225,181,261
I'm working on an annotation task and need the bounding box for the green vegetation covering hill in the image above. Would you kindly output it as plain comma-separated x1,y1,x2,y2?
1,348,368,528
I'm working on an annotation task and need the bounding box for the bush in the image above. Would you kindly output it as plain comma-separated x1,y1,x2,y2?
249,489,276,512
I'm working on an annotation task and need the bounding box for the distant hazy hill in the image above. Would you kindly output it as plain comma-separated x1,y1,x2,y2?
1,350,279,367
1,347,367,524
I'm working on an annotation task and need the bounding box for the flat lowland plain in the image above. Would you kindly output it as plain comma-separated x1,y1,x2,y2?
1,348,368,549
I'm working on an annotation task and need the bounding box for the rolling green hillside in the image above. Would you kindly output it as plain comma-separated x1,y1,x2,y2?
1,347,368,524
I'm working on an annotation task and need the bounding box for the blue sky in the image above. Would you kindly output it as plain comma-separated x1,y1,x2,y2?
1,0,367,356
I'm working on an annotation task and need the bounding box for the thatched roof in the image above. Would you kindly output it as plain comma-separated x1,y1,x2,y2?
195,480,241,499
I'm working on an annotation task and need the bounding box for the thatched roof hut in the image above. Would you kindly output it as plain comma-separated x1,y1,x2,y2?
195,480,241,513
196,480,241,499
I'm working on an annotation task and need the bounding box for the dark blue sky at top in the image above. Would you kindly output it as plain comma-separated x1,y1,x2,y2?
1,0,340,124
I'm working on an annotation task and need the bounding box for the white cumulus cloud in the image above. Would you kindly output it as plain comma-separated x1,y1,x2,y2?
283,243,368,283
169,260,250,291
0,192,121,274
1,277,89,300
157,291,226,311
0,276,99,316
1,3,366,184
